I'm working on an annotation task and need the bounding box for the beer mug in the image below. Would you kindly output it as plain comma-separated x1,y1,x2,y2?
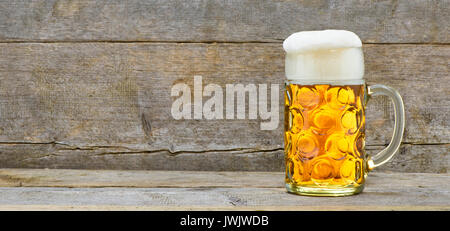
283,30,405,196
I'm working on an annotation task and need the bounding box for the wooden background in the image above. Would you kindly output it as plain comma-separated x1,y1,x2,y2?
0,0,448,173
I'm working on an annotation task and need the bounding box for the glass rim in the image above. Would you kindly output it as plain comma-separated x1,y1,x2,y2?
285,79,365,85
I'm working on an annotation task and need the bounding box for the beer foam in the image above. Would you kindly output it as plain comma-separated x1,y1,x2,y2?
283,30,364,81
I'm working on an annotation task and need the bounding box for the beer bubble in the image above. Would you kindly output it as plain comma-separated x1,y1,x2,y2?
289,108,304,134
326,87,356,110
310,107,336,135
286,158,306,183
286,159,295,182
340,157,356,183
295,87,320,110
355,160,362,183
284,132,292,156
339,157,363,184
341,107,361,134
311,156,335,185
295,131,319,160
354,133,365,158
325,133,349,160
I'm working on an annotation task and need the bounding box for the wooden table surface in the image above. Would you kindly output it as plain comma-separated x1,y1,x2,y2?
0,168,448,211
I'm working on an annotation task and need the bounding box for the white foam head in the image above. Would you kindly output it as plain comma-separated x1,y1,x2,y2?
283,30,364,81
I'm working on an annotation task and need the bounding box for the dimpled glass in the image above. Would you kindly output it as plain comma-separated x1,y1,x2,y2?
284,82,368,196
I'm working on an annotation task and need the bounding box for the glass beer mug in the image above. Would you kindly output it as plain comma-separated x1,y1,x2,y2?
283,30,405,196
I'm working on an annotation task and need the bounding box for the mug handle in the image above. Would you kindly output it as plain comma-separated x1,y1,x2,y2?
366,84,406,170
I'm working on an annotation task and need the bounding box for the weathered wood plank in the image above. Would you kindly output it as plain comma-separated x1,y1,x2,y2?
0,187,447,211
0,170,448,211
0,43,448,171
369,144,449,173
0,144,447,172
1,204,448,211
0,0,448,43
0,144,286,171
0,168,447,188
0,169,284,188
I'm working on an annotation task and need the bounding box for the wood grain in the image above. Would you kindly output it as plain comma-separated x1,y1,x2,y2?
0,169,448,211
0,43,448,171
0,0,448,43
0,168,284,187
1,205,448,211
0,1,447,173
0,143,447,172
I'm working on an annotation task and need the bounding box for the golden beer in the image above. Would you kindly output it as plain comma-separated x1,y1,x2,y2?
284,83,367,195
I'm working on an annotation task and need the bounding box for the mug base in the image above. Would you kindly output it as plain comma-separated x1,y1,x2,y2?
286,183,364,197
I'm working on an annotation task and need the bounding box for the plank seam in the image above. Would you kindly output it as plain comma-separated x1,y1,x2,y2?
0,40,449,45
